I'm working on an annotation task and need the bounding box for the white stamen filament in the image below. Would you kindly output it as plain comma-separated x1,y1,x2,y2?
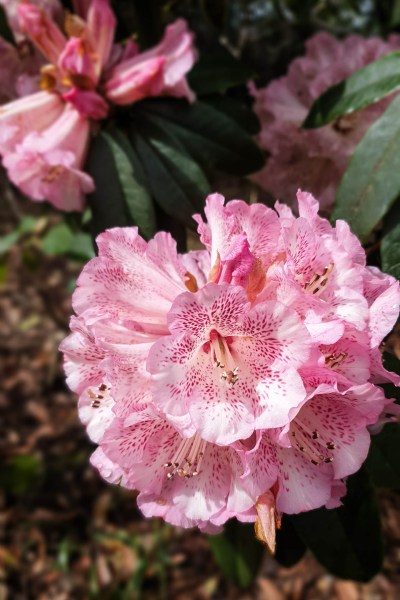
164,433,207,479
304,262,334,296
210,330,239,386
87,383,111,408
290,421,335,465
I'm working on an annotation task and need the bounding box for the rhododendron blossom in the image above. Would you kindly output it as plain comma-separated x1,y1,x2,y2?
0,0,196,210
250,33,400,210
61,190,400,531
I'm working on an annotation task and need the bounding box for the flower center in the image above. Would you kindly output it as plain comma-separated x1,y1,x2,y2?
304,262,334,295
87,383,111,408
323,351,347,369
290,420,335,465
164,433,207,479
209,329,239,386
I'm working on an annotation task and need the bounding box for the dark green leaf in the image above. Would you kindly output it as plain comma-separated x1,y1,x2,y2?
291,469,382,582
382,220,400,279
103,130,156,240
304,51,400,128
391,0,400,26
130,117,209,227
0,6,15,44
138,98,264,175
205,96,261,135
85,132,130,240
275,516,306,568
333,95,400,241
383,351,400,375
366,423,400,488
208,520,264,588
188,44,254,95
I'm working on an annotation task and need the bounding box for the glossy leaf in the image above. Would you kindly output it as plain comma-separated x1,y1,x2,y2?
130,117,209,227
103,130,156,240
85,132,131,240
205,96,261,135
366,424,400,488
138,98,264,175
333,95,400,241
291,469,382,582
304,51,400,128
382,220,400,279
0,6,14,44
188,43,254,95
208,520,264,589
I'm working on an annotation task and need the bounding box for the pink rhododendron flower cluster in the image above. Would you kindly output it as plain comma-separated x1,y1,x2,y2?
0,0,196,211
61,191,400,531
0,0,62,102
250,33,400,211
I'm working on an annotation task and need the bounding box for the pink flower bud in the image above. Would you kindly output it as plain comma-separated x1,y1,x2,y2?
17,1,66,65
86,0,116,77
105,19,197,105
58,37,97,89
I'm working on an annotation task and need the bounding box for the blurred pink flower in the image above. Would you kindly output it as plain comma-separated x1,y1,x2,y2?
61,191,399,530
3,104,94,210
250,32,400,211
0,0,197,210
105,20,197,105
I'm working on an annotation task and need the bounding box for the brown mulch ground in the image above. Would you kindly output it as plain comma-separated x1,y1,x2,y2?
2,190,400,600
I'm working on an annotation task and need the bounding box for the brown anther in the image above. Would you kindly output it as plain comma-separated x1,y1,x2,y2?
41,165,64,184
304,262,334,295
40,64,58,91
324,457,334,463
326,442,336,450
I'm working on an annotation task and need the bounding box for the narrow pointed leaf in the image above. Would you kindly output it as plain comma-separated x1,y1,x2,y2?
205,96,261,135
85,133,130,240
332,95,400,241
137,98,264,175
188,44,254,95
304,51,400,128
291,469,382,582
103,130,156,239
381,220,400,279
130,119,209,227
0,6,15,44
